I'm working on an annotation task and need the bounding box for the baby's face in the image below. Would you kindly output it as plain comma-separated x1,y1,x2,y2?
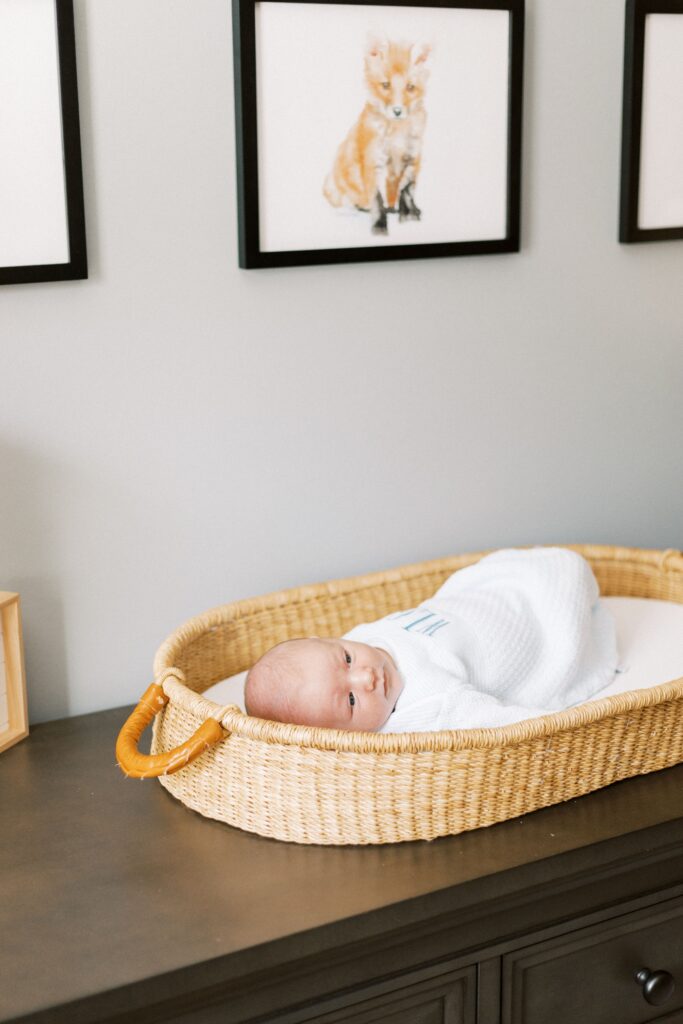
282,638,403,731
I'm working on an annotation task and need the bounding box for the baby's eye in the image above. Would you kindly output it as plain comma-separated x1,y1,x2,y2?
349,692,356,707
344,650,352,665
407,83,416,91
381,81,390,89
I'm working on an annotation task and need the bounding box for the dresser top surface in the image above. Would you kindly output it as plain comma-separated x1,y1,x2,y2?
3,705,683,1023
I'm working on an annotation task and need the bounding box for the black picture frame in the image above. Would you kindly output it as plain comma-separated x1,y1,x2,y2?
0,0,87,286
619,0,683,243
233,0,524,268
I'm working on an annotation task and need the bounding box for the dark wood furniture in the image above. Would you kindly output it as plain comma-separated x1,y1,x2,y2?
2,706,683,1024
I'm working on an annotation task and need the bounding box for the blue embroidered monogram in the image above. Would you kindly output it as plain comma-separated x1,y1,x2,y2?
390,609,450,637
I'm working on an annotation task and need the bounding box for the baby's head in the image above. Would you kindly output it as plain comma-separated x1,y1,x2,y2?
244,637,403,731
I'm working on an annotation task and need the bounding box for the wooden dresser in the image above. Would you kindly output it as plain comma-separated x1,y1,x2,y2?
2,706,683,1024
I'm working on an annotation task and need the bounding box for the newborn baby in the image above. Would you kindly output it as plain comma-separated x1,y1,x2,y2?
244,547,619,733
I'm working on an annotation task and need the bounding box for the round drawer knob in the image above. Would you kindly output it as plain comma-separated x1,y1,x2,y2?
635,968,675,1006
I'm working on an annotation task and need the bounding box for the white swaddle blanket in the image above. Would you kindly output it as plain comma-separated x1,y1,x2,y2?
343,547,619,733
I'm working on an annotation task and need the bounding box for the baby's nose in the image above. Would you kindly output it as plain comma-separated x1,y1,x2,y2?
350,666,376,690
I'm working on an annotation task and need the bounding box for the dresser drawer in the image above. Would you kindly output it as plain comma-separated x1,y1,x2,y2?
502,896,683,1024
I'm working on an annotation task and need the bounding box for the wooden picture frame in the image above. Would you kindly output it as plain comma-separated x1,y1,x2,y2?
0,593,29,754
0,0,87,285
619,0,683,242
233,0,524,268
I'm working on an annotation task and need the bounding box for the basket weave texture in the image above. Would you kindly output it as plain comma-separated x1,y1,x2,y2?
150,545,683,844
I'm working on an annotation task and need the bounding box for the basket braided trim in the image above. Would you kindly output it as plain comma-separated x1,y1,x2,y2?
150,544,683,844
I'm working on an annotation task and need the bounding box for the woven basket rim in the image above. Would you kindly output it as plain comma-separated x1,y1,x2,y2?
154,543,683,755
161,675,683,754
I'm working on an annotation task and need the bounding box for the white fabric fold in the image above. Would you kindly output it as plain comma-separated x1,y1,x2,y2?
343,547,619,733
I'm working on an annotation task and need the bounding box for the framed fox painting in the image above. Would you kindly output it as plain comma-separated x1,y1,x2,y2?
233,0,524,268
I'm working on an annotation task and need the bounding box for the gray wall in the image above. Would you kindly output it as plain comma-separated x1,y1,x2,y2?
2,0,682,724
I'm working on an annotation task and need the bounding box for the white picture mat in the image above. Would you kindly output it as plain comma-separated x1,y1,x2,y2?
0,0,70,267
255,2,510,252
638,13,683,229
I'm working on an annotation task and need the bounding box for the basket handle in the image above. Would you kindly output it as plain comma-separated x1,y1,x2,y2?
115,683,226,779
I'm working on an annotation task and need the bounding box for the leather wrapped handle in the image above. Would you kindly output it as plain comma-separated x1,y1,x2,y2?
116,683,226,779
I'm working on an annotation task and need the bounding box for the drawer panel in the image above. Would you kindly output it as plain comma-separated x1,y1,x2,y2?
503,895,683,1024
267,963,476,1024
301,965,475,1023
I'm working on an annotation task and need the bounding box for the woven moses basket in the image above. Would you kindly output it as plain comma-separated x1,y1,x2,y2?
116,545,683,845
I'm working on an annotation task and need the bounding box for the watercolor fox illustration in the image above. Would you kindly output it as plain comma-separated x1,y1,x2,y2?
323,36,431,235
